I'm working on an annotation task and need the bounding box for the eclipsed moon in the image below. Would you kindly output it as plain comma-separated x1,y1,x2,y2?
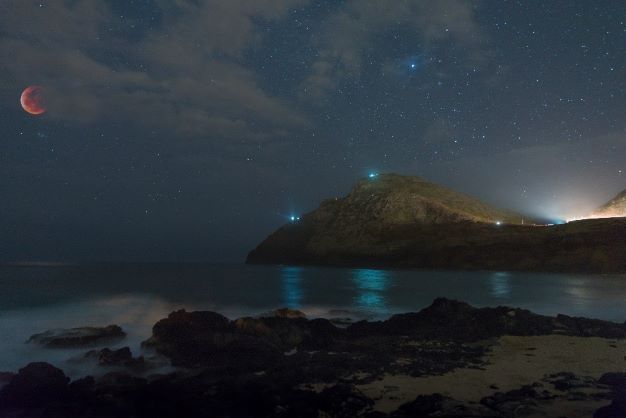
20,86,47,115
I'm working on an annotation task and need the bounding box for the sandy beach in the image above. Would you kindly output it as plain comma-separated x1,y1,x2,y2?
357,335,626,416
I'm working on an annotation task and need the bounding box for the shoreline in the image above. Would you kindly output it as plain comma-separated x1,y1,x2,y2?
1,298,626,417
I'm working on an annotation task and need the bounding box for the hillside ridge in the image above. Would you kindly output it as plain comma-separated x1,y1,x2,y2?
247,174,626,273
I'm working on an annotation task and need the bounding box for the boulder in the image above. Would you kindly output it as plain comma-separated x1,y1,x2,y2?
348,298,555,340
0,371,15,390
544,372,598,391
554,315,626,338
0,362,70,407
315,384,374,417
27,325,126,348
144,309,283,369
348,298,626,341
595,398,626,418
144,308,343,369
480,385,555,416
392,393,497,417
598,372,626,388
84,346,145,369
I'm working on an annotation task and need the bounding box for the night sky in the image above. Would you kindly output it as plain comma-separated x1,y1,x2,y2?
1,0,625,262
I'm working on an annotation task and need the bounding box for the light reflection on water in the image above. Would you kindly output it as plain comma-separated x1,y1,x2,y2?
489,272,512,299
281,266,303,309
352,269,391,312
2,264,626,376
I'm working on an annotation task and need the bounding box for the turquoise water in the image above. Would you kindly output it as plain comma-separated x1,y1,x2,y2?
1,264,626,376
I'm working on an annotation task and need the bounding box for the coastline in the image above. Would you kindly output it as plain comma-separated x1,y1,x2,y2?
2,298,626,417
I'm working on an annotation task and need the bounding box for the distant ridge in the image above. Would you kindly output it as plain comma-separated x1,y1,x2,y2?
590,189,626,219
250,173,527,260
247,173,626,273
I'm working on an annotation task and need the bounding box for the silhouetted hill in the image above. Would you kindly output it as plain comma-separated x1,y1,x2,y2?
247,174,626,273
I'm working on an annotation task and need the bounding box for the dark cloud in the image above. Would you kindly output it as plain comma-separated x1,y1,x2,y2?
0,0,308,141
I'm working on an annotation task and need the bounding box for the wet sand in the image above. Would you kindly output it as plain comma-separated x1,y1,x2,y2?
357,335,626,416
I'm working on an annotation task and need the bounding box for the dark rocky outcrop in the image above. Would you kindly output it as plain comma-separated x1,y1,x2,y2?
347,298,626,341
0,362,70,408
544,372,599,392
598,372,626,388
28,325,126,348
84,346,145,369
0,371,15,390
594,372,626,418
595,399,626,418
553,314,626,339
142,309,344,369
247,174,626,273
3,300,626,417
141,299,626,382
348,298,554,341
480,385,555,416
393,393,497,417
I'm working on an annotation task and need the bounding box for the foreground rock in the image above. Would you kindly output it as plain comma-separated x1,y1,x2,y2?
594,372,626,417
84,346,145,369
143,308,345,370
392,393,497,417
2,299,626,417
0,371,15,390
247,173,626,273
28,325,126,348
0,362,70,408
145,298,626,369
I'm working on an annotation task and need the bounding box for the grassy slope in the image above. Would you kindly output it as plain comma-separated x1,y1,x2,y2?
341,174,527,225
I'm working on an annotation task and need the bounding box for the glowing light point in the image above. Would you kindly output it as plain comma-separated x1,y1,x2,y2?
410,64,416,69
289,215,301,222
495,221,502,226
368,172,378,179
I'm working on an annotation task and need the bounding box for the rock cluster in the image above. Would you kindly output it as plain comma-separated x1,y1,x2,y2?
27,325,126,348
2,299,626,417
84,346,145,369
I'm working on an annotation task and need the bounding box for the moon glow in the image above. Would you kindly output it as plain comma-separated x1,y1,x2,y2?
20,86,47,115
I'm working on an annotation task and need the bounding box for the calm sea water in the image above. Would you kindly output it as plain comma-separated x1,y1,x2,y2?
1,263,626,377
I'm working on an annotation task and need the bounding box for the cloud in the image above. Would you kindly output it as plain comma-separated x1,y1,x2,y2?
302,0,485,98
0,0,308,141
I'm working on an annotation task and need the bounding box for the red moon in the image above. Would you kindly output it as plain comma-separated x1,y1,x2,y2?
20,86,47,115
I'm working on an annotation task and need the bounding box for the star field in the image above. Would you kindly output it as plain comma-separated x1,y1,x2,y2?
0,0,625,261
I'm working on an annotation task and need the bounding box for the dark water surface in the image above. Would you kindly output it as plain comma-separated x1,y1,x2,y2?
1,264,626,376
